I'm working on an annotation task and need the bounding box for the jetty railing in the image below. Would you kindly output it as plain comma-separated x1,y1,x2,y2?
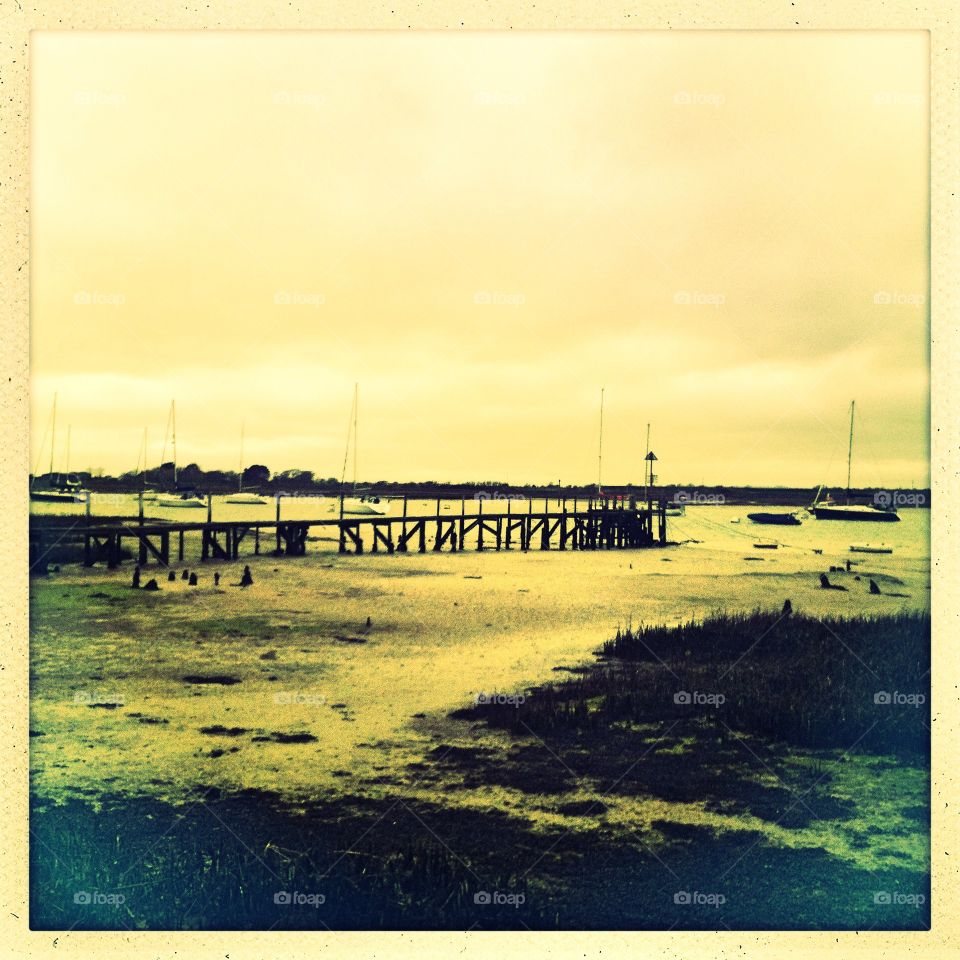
29,498,669,571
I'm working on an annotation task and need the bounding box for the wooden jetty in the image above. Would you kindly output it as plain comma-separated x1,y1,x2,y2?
29,498,669,572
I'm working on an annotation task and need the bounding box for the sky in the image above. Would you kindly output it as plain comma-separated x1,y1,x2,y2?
31,31,929,488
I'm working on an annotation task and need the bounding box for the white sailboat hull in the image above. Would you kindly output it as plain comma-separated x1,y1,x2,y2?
225,492,268,505
341,498,389,515
157,495,206,508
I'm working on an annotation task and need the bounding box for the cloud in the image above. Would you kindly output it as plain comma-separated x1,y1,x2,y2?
31,32,929,485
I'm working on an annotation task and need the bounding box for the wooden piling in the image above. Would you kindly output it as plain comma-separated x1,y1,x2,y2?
276,495,283,553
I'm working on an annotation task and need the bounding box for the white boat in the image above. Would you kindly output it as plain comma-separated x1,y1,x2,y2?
225,423,268,504
850,543,894,554
341,496,389,516
226,491,268,505
157,492,206,508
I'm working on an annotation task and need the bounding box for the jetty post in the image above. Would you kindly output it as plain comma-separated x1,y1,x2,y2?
275,494,282,554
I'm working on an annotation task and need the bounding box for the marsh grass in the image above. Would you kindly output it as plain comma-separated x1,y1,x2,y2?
30,611,930,930
463,611,930,757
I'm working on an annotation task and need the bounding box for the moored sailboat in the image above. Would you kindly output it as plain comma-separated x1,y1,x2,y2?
810,401,900,522
30,395,88,503
155,401,206,508
226,422,268,505
339,384,389,515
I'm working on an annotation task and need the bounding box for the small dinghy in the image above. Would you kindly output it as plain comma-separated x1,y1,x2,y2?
747,511,802,525
753,540,779,550
849,543,893,554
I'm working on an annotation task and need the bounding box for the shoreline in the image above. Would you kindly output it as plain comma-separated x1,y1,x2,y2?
30,545,929,806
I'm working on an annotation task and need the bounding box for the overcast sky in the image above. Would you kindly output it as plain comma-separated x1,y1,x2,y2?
31,31,928,488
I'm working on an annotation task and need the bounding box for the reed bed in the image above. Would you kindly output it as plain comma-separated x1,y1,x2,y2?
467,610,930,757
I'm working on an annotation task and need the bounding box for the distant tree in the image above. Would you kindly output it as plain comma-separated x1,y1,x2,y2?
179,463,202,485
243,464,270,486
275,469,315,490
205,470,233,485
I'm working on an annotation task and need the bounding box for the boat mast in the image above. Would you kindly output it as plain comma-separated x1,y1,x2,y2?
644,422,651,505
352,383,359,494
64,425,71,475
238,422,245,493
597,387,605,496
142,426,148,489
845,400,855,505
49,392,57,480
339,387,356,495
172,400,178,488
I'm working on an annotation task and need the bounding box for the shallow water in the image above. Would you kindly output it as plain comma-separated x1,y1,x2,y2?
31,494,929,563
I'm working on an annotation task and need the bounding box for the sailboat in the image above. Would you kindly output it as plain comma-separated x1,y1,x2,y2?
226,422,267,505
339,384,389,516
136,426,159,501
30,395,87,503
156,401,206,508
810,401,900,522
